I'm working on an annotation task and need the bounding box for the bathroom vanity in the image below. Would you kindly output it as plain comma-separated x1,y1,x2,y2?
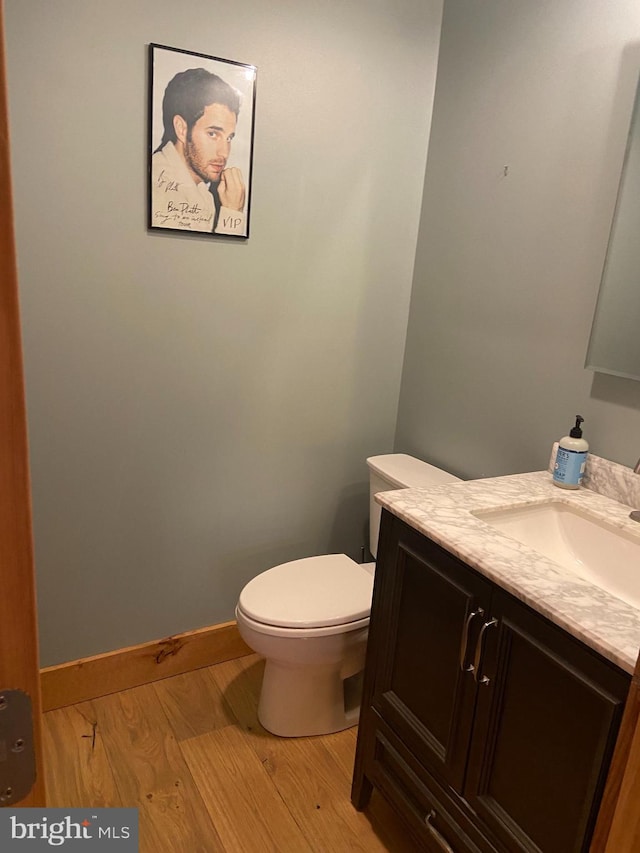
352,462,640,853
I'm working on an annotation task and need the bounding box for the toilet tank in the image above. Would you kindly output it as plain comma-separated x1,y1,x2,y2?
367,454,462,558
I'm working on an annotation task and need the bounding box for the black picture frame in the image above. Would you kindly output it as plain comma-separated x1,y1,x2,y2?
148,43,256,239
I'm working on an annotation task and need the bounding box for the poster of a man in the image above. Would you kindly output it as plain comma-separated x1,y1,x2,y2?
148,44,256,238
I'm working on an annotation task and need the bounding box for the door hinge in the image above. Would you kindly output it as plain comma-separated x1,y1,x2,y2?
0,690,36,806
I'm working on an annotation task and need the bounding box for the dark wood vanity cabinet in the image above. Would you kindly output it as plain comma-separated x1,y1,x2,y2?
352,511,631,853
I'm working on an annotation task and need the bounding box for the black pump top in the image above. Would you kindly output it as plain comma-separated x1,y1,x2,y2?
570,415,584,438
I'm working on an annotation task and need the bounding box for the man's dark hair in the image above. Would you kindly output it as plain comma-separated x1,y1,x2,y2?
156,67,241,151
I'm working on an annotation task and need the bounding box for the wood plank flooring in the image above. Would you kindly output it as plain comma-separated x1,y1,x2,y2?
42,654,417,852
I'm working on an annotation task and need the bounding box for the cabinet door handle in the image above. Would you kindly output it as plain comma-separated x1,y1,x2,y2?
473,618,498,685
424,810,455,853
459,607,484,672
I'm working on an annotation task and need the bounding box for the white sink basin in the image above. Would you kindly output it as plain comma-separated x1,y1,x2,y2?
473,501,640,609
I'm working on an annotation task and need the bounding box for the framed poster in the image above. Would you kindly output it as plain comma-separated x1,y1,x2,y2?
148,43,256,238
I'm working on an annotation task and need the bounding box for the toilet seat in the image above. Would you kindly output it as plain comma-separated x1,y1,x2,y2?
235,605,370,639
238,554,373,631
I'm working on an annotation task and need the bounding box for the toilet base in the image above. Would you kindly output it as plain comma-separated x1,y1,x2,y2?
235,600,370,738
258,659,363,737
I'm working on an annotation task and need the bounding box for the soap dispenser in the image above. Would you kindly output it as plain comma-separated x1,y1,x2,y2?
553,416,588,489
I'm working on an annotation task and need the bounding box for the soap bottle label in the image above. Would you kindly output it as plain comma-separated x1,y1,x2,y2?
553,447,586,486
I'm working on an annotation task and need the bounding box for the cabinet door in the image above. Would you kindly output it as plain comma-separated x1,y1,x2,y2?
371,513,493,792
465,590,629,853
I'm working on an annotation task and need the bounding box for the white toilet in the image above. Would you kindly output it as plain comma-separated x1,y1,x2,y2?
235,454,461,737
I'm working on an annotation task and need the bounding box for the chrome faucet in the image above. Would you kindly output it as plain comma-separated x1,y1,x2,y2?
632,458,640,522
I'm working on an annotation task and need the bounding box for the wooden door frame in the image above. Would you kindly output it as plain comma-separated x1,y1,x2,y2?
0,0,45,807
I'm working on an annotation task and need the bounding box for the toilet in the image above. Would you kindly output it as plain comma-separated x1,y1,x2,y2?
235,454,461,737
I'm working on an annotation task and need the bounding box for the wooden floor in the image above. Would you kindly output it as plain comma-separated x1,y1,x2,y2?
42,654,417,852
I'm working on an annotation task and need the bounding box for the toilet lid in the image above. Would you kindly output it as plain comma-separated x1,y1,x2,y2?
238,554,374,629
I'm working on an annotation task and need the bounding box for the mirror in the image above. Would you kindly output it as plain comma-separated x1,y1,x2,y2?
586,81,640,380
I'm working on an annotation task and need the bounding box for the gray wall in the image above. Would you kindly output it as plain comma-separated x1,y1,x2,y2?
5,0,443,665
396,0,640,479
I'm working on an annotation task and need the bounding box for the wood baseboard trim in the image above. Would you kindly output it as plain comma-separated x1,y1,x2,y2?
40,621,252,711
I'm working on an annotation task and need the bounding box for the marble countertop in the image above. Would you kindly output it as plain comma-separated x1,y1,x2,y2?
376,469,640,674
